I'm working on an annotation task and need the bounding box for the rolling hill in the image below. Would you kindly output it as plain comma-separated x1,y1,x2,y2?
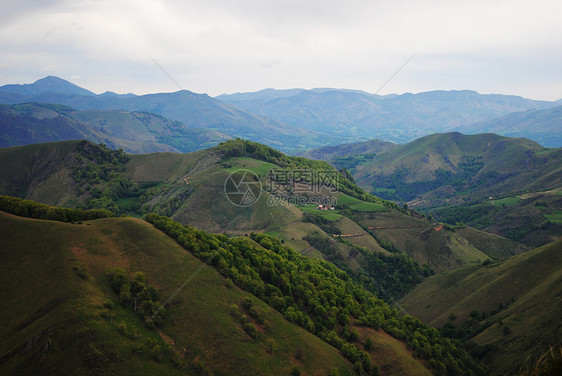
0,77,330,152
398,239,562,375
217,88,558,145
0,103,230,153
319,133,562,245
1,138,557,375
0,210,360,375
0,139,525,281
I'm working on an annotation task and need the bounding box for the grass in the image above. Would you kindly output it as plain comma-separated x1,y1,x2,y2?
545,210,562,224
493,196,521,208
0,211,356,375
336,193,387,212
224,157,278,177
298,204,342,221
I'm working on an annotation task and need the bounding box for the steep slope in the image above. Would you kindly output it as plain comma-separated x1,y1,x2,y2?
398,239,562,375
0,210,357,375
459,105,562,148
218,88,556,144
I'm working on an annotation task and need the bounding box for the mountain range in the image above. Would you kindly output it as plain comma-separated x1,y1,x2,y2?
0,77,329,152
1,76,561,151
218,88,560,146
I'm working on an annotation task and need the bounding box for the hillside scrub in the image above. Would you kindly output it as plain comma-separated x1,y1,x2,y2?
0,194,113,221
146,213,487,376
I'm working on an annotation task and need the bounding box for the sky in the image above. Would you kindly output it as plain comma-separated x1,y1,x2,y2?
0,0,561,100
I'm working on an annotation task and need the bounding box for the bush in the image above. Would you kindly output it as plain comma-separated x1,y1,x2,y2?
73,263,89,279
243,322,258,339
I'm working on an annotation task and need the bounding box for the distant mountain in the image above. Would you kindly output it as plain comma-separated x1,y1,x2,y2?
459,105,562,147
0,103,230,153
217,88,558,144
0,75,95,97
0,77,330,152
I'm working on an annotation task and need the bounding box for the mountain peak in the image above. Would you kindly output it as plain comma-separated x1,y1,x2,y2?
0,76,94,97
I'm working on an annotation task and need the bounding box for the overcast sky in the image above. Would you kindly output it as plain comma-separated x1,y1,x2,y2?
1,0,560,100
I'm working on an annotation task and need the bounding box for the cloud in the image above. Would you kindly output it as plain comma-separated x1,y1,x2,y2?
0,0,560,100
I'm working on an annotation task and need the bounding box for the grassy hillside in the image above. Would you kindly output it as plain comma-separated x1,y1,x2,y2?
398,239,562,375
0,211,359,375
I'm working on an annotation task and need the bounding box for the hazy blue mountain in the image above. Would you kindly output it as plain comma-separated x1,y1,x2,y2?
458,105,562,147
217,88,557,144
0,77,331,152
0,76,95,97
0,103,230,153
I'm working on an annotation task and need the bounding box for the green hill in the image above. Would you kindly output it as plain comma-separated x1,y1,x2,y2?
398,239,562,375
327,133,561,246
2,204,496,375
0,210,358,375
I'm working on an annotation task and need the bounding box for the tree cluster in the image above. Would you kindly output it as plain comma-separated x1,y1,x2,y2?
0,194,113,222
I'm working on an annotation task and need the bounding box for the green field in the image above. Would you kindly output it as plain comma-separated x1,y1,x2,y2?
337,193,387,212
545,210,562,223
224,157,278,177
298,204,342,221
492,196,520,208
